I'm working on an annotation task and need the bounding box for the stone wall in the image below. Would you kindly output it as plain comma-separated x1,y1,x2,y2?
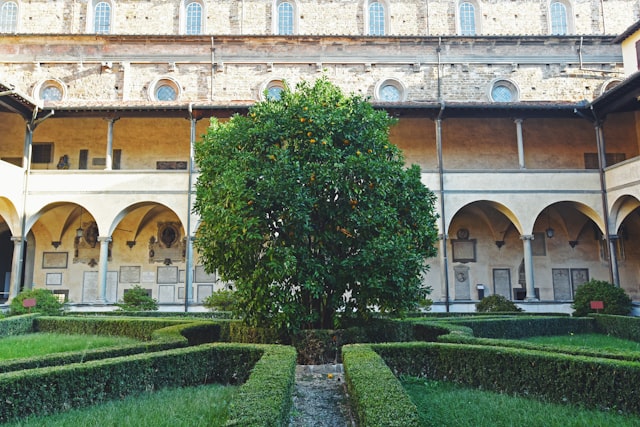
0,34,624,104
6,0,640,37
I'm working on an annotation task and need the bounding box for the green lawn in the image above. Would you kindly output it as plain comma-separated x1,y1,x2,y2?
3,383,237,427
0,333,140,360
521,333,640,353
403,377,640,427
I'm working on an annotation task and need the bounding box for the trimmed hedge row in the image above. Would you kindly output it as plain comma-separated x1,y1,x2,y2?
593,314,640,342
437,333,640,362
0,343,268,423
374,341,640,414
342,344,420,427
70,310,235,319
436,316,595,339
226,345,297,426
0,313,37,337
35,316,197,340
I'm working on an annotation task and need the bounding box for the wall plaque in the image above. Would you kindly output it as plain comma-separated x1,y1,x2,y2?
492,268,511,299
158,285,175,303
451,240,476,263
46,272,63,285
197,284,214,303
119,266,141,283
43,252,68,269
195,265,216,283
552,268,572,300
453,265,471,300
157,266,178,284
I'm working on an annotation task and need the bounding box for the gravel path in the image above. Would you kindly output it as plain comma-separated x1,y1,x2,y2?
289,364,355,427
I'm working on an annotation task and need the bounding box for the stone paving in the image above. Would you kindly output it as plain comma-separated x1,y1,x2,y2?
289,364,355,427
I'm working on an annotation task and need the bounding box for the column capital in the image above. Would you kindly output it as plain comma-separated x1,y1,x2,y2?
514,118,523,124
10,236,22,243
98,236,112,243
520,234,535,241
438,233,449,241
608,234,619,240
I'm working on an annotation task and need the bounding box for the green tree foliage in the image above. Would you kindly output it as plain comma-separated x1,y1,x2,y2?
572,279,632,317
476,294,523,313
194,78,439,331
116,285,158,311
10,288,64,315
202,289,239,312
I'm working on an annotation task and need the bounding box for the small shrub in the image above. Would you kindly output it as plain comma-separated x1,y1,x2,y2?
116,285,158,311
203,289,238,312
476,294,522,313
572,280,632,317
10,289,64,316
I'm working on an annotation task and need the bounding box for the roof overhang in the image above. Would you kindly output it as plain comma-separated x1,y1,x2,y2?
0,81,44,119
590,71,640,118
43,100,592,121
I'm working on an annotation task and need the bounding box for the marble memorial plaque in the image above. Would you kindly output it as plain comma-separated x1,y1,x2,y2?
453,266,471,300
492,269,511,299
82,271,99,302
552,268,572,300
197,284,214,303
158,285,175,303
195,265,216,283
119,266,141,283
157,266,178,284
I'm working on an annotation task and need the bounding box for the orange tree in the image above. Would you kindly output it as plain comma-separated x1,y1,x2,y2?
194,78,438,332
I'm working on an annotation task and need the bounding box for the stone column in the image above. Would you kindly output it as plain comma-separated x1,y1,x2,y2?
97,236,112,303
104,118,119,170
439,234,450,304
514,118,525,169
9,236,23,300
608,235,620,286
520,234,538,301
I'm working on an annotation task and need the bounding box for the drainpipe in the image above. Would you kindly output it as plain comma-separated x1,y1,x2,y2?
577,106,617,285
185,103,197,312
593,116,618,285
435,102,449,311
13,108,54,298
436,37,442,101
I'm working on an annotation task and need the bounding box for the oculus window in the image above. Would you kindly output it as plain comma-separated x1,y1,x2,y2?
374,79,406,102
489,79,519,102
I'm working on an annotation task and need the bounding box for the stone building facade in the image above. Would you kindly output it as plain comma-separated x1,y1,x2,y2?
1,0,640,313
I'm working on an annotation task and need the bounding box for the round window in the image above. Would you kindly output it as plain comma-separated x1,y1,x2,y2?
375,79,406,102
156,84,177,101
36,80,65,102
380,84,401,102
267,85,284,101
149,77,181,102
489,79,519,103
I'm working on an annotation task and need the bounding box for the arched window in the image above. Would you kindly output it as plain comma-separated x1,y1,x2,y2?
0,1,18,33
185,1,203,35
459,2,476,35
276,1,294,35
93,1,112,34
368,1,385,36
550,1,568,35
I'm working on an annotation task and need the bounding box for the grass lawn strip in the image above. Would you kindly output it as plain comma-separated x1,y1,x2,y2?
402,377,640,427
0,333,140,360
2,383,237,427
